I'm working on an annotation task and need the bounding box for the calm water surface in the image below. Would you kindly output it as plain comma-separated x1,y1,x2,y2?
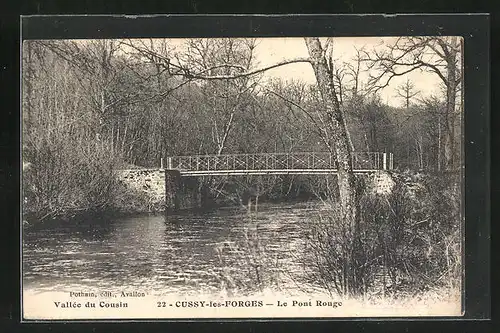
23,201,325,296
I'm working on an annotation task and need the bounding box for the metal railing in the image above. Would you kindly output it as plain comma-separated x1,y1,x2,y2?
165,152,393,172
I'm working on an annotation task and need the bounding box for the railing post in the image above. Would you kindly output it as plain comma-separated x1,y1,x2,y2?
383,152,387,170
167,157,173,169
160,157,164,169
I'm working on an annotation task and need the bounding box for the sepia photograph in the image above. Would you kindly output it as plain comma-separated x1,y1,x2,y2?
21,34,464,319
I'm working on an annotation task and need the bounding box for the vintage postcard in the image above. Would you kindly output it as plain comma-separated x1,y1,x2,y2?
21,26,466,319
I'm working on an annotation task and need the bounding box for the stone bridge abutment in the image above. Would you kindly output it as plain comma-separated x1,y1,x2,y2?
117,168,209,213
117,167,396,214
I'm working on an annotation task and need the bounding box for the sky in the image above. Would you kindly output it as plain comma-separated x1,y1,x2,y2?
156,37,444,108
250,37,442,107
78,36,446,108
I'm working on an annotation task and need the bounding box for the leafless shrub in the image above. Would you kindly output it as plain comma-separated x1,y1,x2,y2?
214,222,282,296
23,135,122,221
303,171,461,299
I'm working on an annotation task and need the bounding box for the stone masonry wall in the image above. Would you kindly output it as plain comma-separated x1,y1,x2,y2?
116,168,404,212
117,169,166,210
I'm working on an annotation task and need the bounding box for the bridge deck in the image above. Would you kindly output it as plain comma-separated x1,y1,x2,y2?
165,152,394,176
181,169,380,176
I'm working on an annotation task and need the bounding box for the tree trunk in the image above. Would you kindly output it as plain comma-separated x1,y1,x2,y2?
444,37,458,170
437,112,442,171
304,38,360,295
24,41,33,136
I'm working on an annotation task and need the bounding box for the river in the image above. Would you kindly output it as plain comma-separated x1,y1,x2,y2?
23,201,329,297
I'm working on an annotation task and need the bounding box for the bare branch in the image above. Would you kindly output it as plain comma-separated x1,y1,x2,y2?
362,37,453,93
265,88,331,150
172,58,312,81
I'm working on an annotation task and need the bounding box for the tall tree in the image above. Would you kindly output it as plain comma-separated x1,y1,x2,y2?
364,37,462,169
184,38,258,155
395,79,424,168
125,38,362,294
396,78,420,109
304,38,357,221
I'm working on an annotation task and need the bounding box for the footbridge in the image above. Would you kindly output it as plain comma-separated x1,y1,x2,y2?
164,151,394,176
117,151,394,212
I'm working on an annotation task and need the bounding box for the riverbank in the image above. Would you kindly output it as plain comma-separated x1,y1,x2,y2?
22,172,318,225
22,198,462,319
23,169,460,226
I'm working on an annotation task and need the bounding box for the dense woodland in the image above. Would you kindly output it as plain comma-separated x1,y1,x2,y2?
22,37,462,218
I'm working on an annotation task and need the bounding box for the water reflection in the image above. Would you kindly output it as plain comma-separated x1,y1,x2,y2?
23,202,320,295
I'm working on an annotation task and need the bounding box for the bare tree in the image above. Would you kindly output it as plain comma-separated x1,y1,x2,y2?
345,47,367,99
394,78,424,168
37,40,134,143
304,38,361,295
418,95,447,171
118,38,363,294
363,36,462,170
184,38,258,155
264,79,331,153
396,78,420,109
